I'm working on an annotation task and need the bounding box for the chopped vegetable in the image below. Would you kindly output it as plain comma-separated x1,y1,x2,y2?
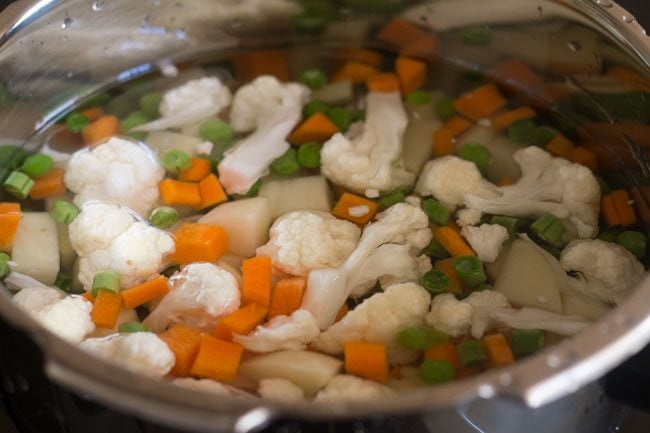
0,252,10,279
434,226,475,257
424,342,462,370
121,111,149,140
376,17,438,58
332,192,379,225
162,149,192,174
3,171,34,199
159,323,202,377
531,126,558,146
453,84,506,121
492,107,536,130
377,189,406,209
81,115,120,145
178,158,212,182
65,112,91,133
232,49,290,83
510,329,544,357
0,146,27,182
569,147,598,173
459,142,493,171
508,118,536,144
214,302,269,341
332,61,379,83
121,275,169,309
432,128,454,157
611,189,637,226
91,271,120,297
420,270,450,295
50,200,80,224
21,154,54,178
288,112,340,145
268,276,307,319
139,92,162,118
29,168,66,199
421,198,450,225
271,148,301,176
396,56,427,95
10,213,60,285
397,326,448,350
601,194,620,227
615,231,647,258
0,202,21,252
481,333,514,368
545,134,574,160
159,179,202,207
297,141,321,169
303,100,331,118
366,73,400,93
452,256,486,288
530,213,566,247
242,256,273,307
459,25,492,45
118,322,151,334
418,359,455,384
406,90,432,105
91,289,123,329
344,341,389,383
299,68,328,90
444,115,473,137
149,206,179,229
172,222,229,264
190,334,244,382
424,238,451,259
435,97,456,120
490,215,523,236
198,173,228,209
199,119,234,147
457,339,487,367
434,258,465,294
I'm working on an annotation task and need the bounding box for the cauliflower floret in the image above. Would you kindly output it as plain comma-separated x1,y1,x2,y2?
64,137,164,216
256,211,360,276
460,224,509,263
312,283,431,365
258,378,305,402
320,91,414,194
302,202,432,329
560,239,645,304
464,146,600,238
160,77,232,119
424,293,473,338
171,378,253,398
13,287,94,343
69,202,174,290
463,290,511,338
81,333,174,377
218,76,310,194
144,263,240,332
314,375,393,402
234,309,320,353
415,156,498,210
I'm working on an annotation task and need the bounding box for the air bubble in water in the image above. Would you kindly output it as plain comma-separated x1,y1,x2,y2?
61,15,73,29
595,0,613,7
622,15,636,24
229,19,242,29
567,40,581,52
92,0,104,11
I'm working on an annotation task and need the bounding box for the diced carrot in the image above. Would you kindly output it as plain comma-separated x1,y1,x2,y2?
268,277,307,319
214,303,269,341
198,174,228,209
482,333,514,368
81,292,95,303
344,341,389,383
366,73,400,93
434,226,475,257
241,256,273,307
611,189,637,226
432,127,454,157
496,176,514,187
491,107,537,130
434,258,464,295
332,61,379,83
179,158,212,182
629,187,650,226
377,18,439,59
443,118,473,141
172,222,228,264
91,290,122,329
424,342,462,371
396,56,427,94
232,50,290,83
545,134,574,160
79,106,104,122
0,202,21,253
159,324,203,377
288,112,340,145
335,303,349,323
29,168,66,199
453,84,506,121
489,59,543,90
400,34,439,59
336,48,383,68
190,334,244,382
121,275,169,310
601,194,621,227
81,115,120,145
569,147,598,173
443,115,474,137
159,179,202,207
606,66,650,91
332,192,379,225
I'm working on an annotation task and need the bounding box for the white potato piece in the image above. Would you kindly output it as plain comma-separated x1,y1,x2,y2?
561,290,610,321
494,238,563,314
259,176,333,220
11,213,60,286
310,81,353,105
455,125,499,151
402,104,441,174
145,131,209,156
324,18,372,42
198,197,272,258
56,223,76,271
482,135,524,182
237,350,343,395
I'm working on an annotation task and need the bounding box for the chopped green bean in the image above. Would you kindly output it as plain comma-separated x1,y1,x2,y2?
327,107,352,131
406,91,432,105
3,171,34,199
149,206,179,229
299,68,328,90
162,149,191,173
303,100,331,118
21,154,54,178
459,143,492,170
616,231,647,258
490,215,523,236
530,213,566,246
421,198,450,225
418,359,455,384
121,111,149,141
457,339,487,367
459,25,492,45
424,239,451,259
139,92,162,118
91,271,120,297
271,148,300,176
531,126,558,146
162,264,180,278
0,252,9,279
596,176,612,196
118,322,151,334
508,119,536,144
377,190,406,209
50,200,80,224
200,119,234,147
597,229,618,243
65,112,91,133
421,270,450,295
435,97,456,120
398,326,449,350
297,142,321,169
54,273,73,292
452,256,486,288
0,146,27,183
511,329,544,357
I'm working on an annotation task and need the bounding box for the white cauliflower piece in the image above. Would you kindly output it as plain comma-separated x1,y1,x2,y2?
464,146,601,238
314,375,393,402
256,211,360,276
461,224,509,263
258,378,305,402
424,293,473,338
144,263,240,332
560,239,645,304
69,202,174,290
234,310,320,353
463,290,511,339
312,283,431,365
13,287,94,343
136,77,232,131
320,92,414,194
218,76,310,194
415,156,498,210
171,378,253,398
80,333,174,377
64,137,164,216
302,202,432,329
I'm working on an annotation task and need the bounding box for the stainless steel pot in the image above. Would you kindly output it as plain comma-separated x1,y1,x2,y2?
0,1,649,432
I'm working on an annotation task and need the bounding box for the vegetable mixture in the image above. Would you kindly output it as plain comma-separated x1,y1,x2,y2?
0,15,648,403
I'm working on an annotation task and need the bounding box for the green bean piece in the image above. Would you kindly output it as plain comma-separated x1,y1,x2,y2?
149,206,179,229
119,322,152,334
422,198,451,225
530,213,566,246
91,271,120,297
50,200,81,224
424,239,451,259
199,119,234,147
511,329,544,357
421,270,450,295
0,252,10,279
615,231,647,258
459,25,492,46
459,143,492,170
398,326,449,350
452,256,486,288
457,339,487,367
162,149,191,173
139,92,162,118
270,148,300,176
299,68,328,90
508,119,536,144
65,112,91,133
490,215,523,237
297,142,321,169
406,91,432,105
435,97,456,120
3,171,34,200
327,107,352,131
303,100,331,118
418,359,455,384
21,154,54,178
